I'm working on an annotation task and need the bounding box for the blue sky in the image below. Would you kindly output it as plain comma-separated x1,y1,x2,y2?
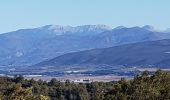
0,0,170,33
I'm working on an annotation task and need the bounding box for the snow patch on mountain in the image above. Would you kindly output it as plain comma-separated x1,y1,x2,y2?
15,52,23,57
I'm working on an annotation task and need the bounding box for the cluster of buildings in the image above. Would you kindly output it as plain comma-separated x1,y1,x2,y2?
72,79,93,83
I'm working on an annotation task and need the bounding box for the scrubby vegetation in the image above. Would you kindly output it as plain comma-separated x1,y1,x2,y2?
0,70,170,100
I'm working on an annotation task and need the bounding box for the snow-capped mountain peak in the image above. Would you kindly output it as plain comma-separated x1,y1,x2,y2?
39,24,112,35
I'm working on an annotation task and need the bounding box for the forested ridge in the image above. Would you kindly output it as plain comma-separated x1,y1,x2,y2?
0,70,170,100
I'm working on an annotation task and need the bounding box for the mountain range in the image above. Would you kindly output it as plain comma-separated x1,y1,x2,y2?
0,25,170,66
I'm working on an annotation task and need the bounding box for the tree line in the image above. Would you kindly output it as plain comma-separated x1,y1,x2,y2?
0,70,169,100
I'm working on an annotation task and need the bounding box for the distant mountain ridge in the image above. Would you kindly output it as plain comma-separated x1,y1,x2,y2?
0,25,170,66
36,39,170,68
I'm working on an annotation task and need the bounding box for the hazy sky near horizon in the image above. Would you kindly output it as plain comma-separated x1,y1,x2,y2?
0,0,170,33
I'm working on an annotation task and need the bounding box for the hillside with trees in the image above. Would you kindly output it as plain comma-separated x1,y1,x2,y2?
0,70,169,100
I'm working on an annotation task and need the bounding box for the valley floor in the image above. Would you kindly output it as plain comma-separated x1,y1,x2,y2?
24,75,130,83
